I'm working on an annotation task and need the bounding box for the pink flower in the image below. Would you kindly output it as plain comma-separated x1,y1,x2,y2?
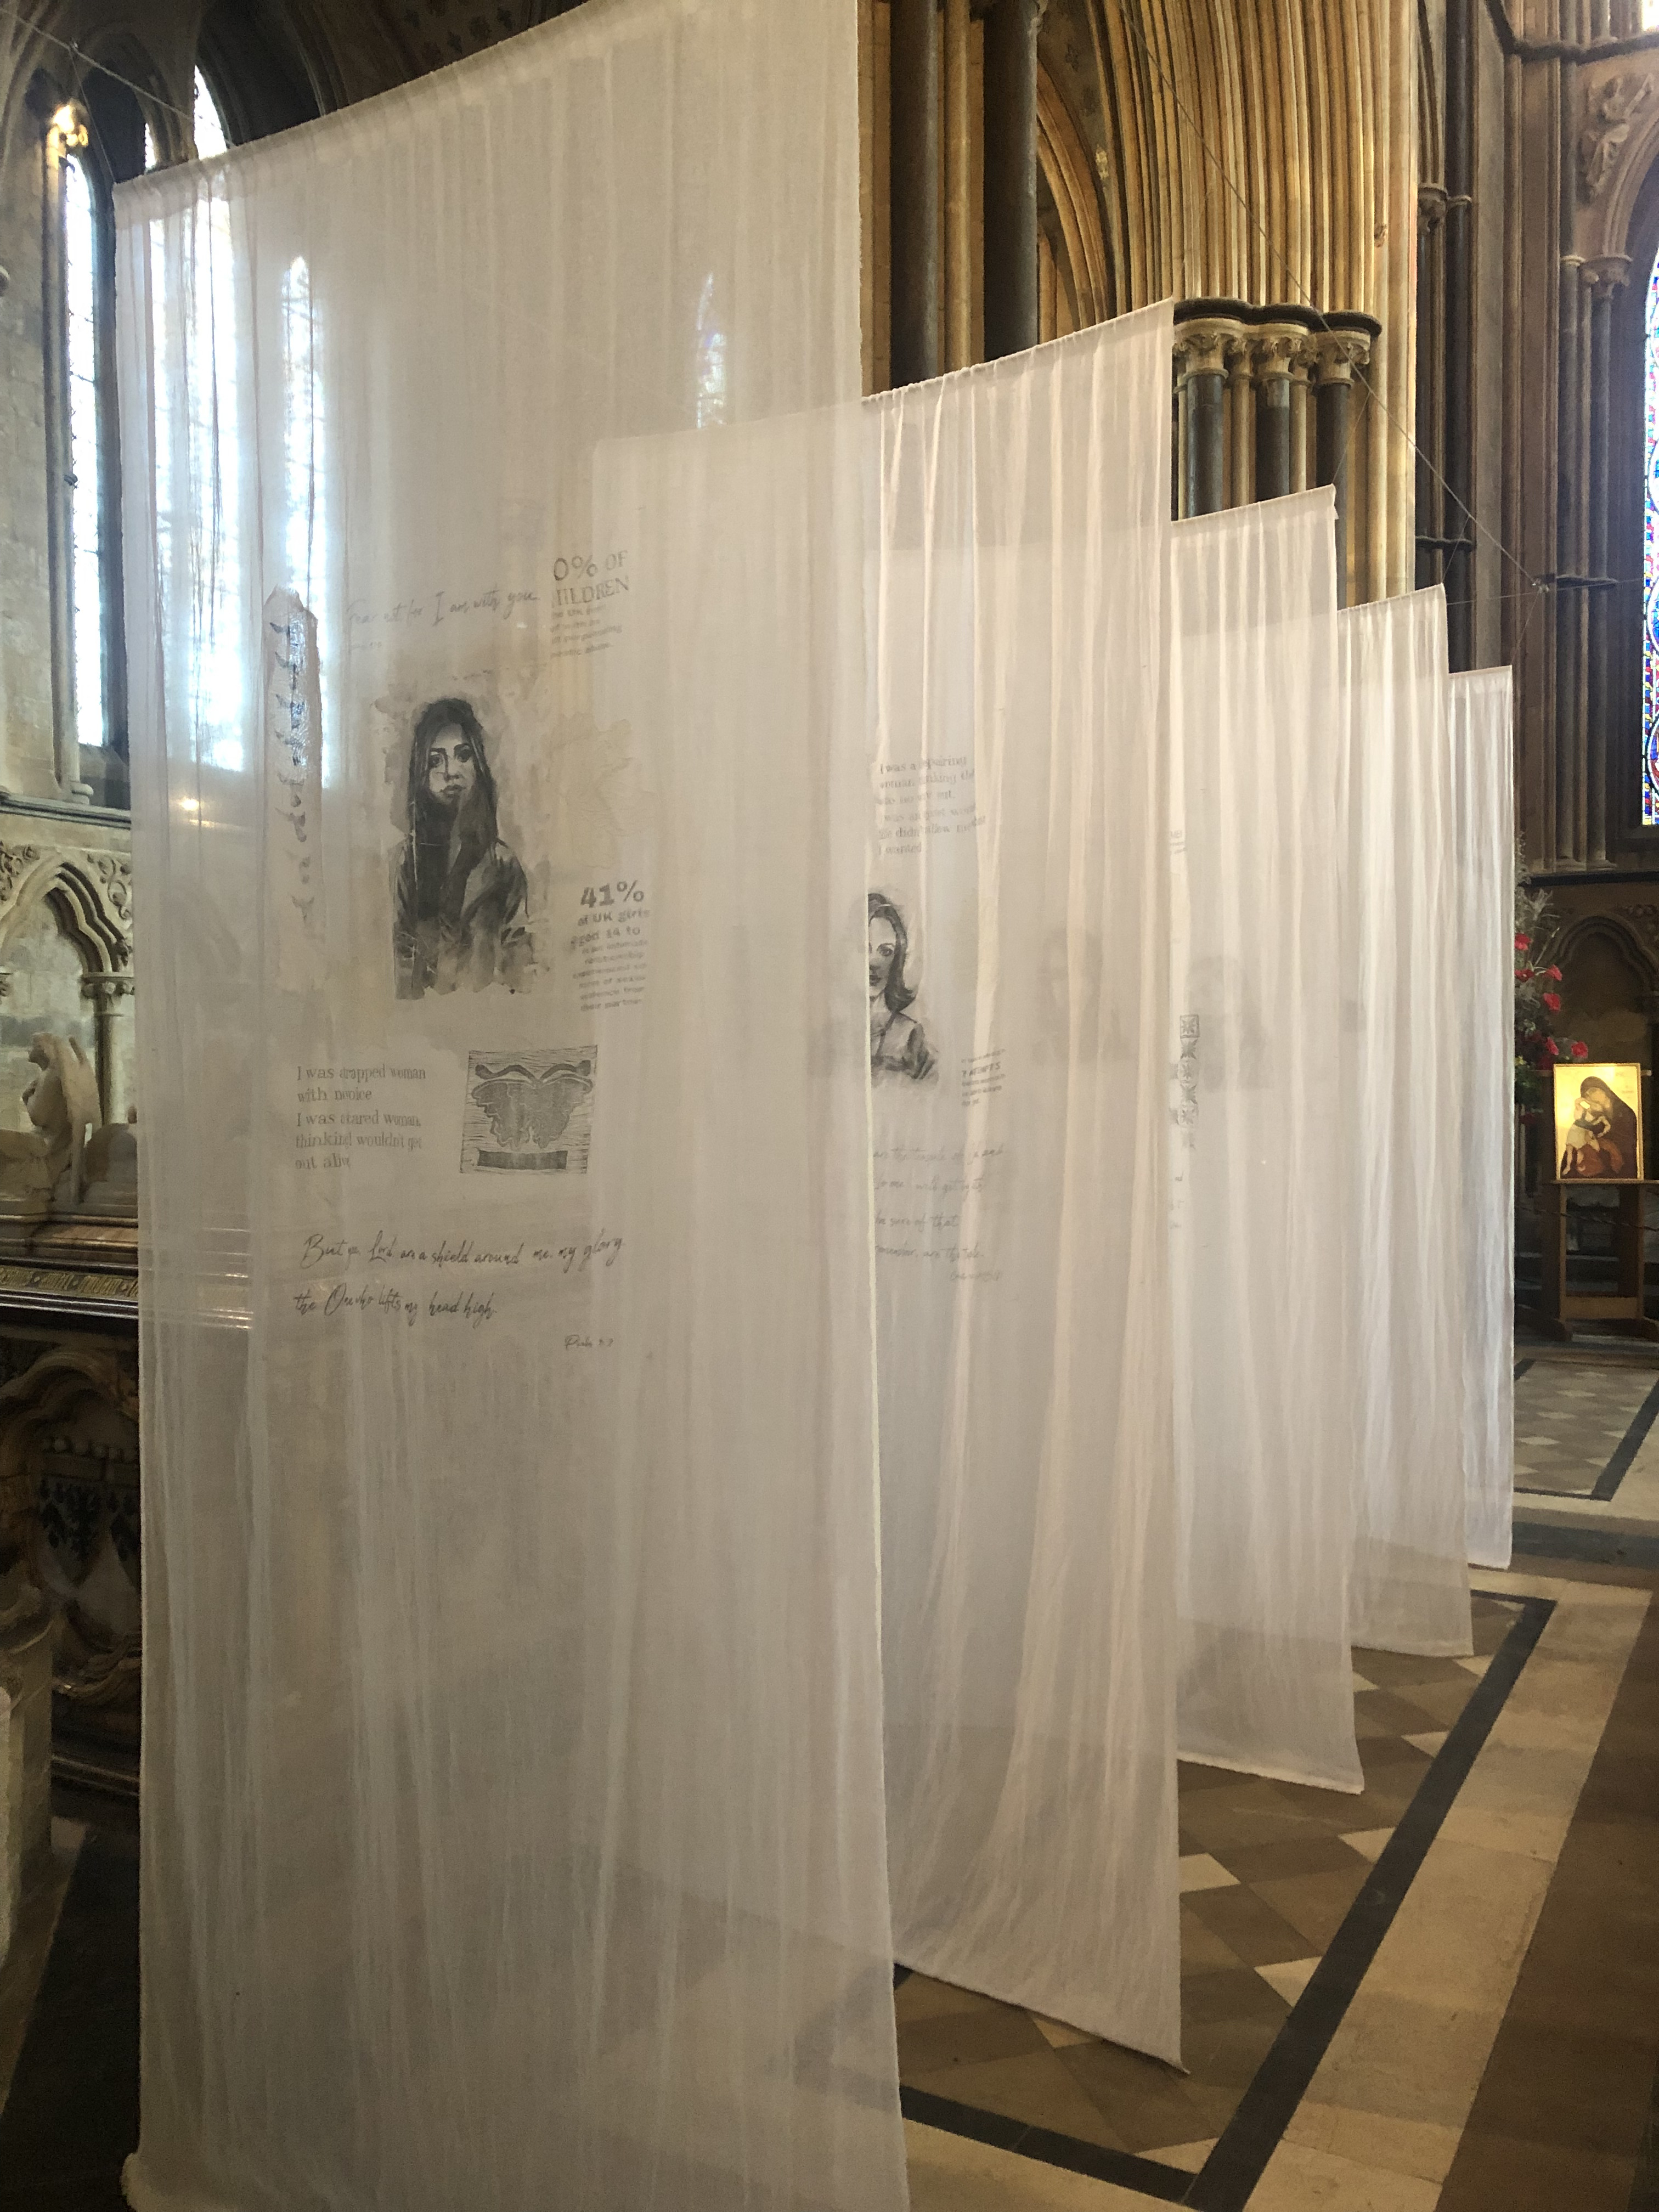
1547,966,1562,981
1516,933,1531,951
1545,1039,1560,1058
1543,991,1561,1012
1571,1040,1589,1061
1517,967,1535,982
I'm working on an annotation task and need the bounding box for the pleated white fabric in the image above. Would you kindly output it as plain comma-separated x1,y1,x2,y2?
870,310,1181,2065
1338,592,1472,1657
1452,670,1516,1572
117,7,910,2209
1170,493,1363,1793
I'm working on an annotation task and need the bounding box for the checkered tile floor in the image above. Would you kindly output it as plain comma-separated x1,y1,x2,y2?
1513,1356,1657,1496
894,1591,1520,2174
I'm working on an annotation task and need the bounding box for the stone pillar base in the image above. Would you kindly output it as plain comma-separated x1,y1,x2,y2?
0,1583,55,1964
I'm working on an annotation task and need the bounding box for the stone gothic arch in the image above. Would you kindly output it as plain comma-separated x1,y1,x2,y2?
0,842,133,1125
1077,0,1417,596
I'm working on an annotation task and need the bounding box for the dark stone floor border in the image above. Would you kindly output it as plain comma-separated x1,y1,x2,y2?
901,1592,1554,2211
1434,1565,1659,2212
0,1826,137,2211
1514,1369,1659,1503
1514,1520,1659,1571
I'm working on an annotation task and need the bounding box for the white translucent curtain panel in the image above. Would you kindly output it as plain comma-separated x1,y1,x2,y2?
1170,493,1362,1793
871,308,1181,2064
1338,592,1472,1656
1452,670,1515,1571
116,4,911,2208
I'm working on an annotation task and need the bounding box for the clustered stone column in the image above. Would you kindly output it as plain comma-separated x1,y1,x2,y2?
889,0,941,386
1414,184,1450,595
889,0,1048,383
1172,302,1378,602
1553,250,1628,870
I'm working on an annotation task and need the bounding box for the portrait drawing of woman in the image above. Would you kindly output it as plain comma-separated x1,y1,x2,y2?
393,697,532,998
868,891,935,1082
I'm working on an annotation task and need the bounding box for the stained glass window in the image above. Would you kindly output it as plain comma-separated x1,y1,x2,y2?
1645,247,1659,821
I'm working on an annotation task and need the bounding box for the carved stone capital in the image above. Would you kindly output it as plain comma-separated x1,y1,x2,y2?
1312,328,1373,385
1173,318,1244,383
1250,321,1315,381
80,972,135,1008
974,0,1046,24
1418,182,1448,228
1584,252,1633,299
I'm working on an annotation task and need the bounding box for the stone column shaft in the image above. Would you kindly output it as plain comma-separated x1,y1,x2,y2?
943,0,973,370
1174,321,1238,519
1314,326,1375,610
1585,256,1628,867
890,0,941,386
1566,261,1593,871
1415,185,1447,592
1227,345,1254,509
982,0,1046,360
1251,324,1311,502
1442,0,1475,668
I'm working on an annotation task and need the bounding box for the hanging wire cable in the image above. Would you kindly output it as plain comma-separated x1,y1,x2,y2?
0,4,193,122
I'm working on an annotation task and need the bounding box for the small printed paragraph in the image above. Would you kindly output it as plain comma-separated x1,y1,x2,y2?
875,756,985,858
293,1061,427,1171
960,1048,1005,1108
571,877,650,1013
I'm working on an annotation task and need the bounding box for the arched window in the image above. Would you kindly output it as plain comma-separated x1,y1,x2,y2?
194,67,228,158
61,132,107,758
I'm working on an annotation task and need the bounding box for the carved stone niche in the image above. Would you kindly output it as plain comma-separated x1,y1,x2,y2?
0,838,134,1135
0,1338,140,1792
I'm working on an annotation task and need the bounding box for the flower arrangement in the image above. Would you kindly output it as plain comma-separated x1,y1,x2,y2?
1515,849,1587,1116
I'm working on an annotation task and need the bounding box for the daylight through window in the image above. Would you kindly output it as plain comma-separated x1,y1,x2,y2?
61,145,106,753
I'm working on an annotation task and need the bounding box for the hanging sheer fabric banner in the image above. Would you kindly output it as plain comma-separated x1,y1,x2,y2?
871,308,1181,2064
1452,669,1515,1572
116,6,911,2209
1170,493,1362,1793
1338,592,1472,1656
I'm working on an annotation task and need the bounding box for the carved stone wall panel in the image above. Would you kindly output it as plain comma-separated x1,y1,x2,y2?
0,826,133,1127
0,1334,140,1787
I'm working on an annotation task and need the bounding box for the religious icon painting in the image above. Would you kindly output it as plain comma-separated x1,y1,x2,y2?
1554,1061,1645,1183
461,1048,595,1173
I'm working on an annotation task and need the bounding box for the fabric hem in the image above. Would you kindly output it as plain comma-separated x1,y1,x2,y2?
1176,1745,1366,1794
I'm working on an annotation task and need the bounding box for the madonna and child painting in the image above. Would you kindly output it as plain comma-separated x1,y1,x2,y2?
394,696,532,998
1554,1063,1645,1182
